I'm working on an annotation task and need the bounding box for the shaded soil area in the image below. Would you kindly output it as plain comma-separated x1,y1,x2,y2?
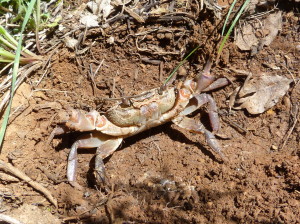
0,0,299,223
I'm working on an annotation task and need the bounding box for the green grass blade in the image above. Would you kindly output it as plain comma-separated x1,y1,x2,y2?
164,45,200,85
0,25,37,57
0,48,17,60
0,25,18,47
0,36,17,51
221,0,238,36
0,59,15,63
218,0,250,57
0,0,37,151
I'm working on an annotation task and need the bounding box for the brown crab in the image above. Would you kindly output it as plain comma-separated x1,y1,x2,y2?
54,60,229,187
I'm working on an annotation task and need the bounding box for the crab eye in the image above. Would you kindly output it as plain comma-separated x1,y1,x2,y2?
69,109,80,123
183,80,196,91
179,89,191,99
96,116,107,128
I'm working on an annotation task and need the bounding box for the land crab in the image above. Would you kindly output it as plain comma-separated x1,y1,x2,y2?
53,60,229,187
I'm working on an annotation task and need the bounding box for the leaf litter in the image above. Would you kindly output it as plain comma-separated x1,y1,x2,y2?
232,73,293,114
235,10,282,54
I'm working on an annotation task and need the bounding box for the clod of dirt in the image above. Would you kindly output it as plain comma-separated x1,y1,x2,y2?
7,204,60,224
232,74,292,114
235,11,282,53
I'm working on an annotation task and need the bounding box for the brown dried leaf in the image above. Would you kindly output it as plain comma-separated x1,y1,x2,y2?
234,74,292,114
235,11,282,51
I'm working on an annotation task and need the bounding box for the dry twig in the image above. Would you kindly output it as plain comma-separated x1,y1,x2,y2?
0,160,57,207
0,214,24,224
279,81,300,150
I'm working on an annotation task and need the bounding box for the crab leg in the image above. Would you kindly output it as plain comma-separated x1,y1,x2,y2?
180,93,220,132
202,78,229,92
172,116,223,157
67,132,122,185
94,138,123,183
195,59,215,92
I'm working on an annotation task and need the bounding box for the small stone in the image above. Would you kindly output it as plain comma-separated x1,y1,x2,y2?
107,36,114,44
165,33,173,39
178,66,187,76
157,33,165,39
207,201,213,208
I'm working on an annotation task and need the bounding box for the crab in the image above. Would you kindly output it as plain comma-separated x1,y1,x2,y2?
54,60,229,187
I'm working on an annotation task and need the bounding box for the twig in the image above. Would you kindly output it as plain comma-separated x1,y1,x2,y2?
0,214,24,224
220,115,248,135
279,105,299,150
0,61,42,112
88,59,104,96
159,61,164,83
37,166,66,184
62,210,93,222
35,46,60,87
124,6,145,23
279,81,300,150
0,160,57,207
0,62,13,76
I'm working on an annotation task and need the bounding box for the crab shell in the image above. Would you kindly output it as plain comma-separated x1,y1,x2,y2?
66,85,193,137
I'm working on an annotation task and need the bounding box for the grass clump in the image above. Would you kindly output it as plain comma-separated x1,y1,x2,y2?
0,0,42,149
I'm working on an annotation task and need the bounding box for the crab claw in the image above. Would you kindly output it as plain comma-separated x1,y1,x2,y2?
66,109,100,132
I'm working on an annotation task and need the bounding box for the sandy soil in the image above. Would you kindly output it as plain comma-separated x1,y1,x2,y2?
0,0,299,223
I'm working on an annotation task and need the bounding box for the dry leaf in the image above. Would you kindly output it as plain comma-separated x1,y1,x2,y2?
80,13,99,27
87,0,113,19
233,74,292,114
235,11,282,51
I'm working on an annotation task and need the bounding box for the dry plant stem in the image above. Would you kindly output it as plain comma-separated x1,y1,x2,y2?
0,62,13,76
0,61,42,112
0,62,38,91
0,214,24,224
279,105,299,150
220,115,248,135
36,47,60,86
62,210,94,222
0,172,19,181
278,80,299,150
0,160,57,207
89,59,104,95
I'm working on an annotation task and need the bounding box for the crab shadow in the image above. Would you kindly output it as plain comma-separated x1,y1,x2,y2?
68,179,278,224
119,122,223,162
82,122,224,187
79,187,241,224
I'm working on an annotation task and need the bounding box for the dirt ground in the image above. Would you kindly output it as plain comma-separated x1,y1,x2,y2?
0,0,299,223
